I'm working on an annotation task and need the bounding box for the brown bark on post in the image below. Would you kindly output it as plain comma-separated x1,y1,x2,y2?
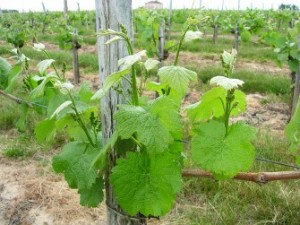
95,0,146,224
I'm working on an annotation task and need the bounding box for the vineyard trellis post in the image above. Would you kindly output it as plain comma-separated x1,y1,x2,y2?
95,0,146,224
159,19,165,62
72,29,80,85
234,0,240,51
291,32,300,115
41,2,46,13
64,0,68,19
168,0,172,40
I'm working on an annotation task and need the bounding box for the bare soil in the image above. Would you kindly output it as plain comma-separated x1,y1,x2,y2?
0,154,106,225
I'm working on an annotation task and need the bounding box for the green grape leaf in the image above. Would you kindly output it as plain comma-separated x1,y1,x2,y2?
144,58,160,72
241,31,251,43
105,36,123,45
47,92,69,117
158,66,197,99
149,96,182,140
118,50,146,70
110,152,182,216
31,74,59,99
0,56,11,88
78,81,94,102
16,103,28,132
37,59,55,74
186,87,246,122
35,118,56,143
52,142,98,190
191,120,256,179
79,177,104,207
50,100,72,119
5,64,22,93
210,76,244,90
114,102,174,153
91,69,130,100
285,100,300,153
91,132,118,169
146,81,167,96
288,59,299,73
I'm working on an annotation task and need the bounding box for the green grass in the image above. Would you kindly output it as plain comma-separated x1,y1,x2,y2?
178,38,277,62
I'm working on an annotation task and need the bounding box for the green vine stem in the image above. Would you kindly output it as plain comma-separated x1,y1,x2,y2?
174,25,190,66
68,91,96,147
224,89,235,135
123,35,139,106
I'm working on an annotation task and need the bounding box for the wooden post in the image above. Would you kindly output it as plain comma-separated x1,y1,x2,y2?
234,22,239,51
158,19,165,62
77,2,80,11
0,8,3,18
72,29,80,85
95,0,146,224
234,0,240,51
41,2,47,34
64,0,68,19
221,0,225,11
291,33,300,116
42,2,46,13
213,16,218,44
167,0,172,40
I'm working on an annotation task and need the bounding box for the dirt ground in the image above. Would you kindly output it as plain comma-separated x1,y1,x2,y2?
0,154,107,225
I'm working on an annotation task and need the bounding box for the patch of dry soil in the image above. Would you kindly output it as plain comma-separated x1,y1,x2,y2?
0,156,106,225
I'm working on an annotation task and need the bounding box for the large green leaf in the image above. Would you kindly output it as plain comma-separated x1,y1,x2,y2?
110,152,182,216
37,59,55,74
191,120,256,179
31,74,59,99
79,177,104,207
114,105,172,153
186,87,246,122
35,118,56,143
16,103,28,132
52,142,98,190
5,64,22,93
0,56,12,89
149,96,182,140
158,66,197,100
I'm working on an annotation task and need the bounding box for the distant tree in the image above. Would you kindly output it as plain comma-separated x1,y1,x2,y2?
279,4,299,11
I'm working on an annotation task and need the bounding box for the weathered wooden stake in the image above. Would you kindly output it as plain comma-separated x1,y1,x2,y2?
95,0,146,224
72,29,80,85
158,19,165,62
167,0,172,40
41,2,46,13
77,2,80,11
64,0,68,19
